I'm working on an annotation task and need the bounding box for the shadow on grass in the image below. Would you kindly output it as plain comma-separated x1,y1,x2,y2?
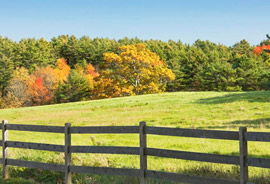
3,167,176,184
5,167,63,184
197,118,270,129
2,165,270,184
179,165,270,184
0,178,37,184
196,91,270,104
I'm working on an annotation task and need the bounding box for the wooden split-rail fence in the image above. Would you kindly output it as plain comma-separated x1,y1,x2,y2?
0,120,270,184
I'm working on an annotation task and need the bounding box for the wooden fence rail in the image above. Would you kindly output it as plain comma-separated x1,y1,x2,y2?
1,120,270,184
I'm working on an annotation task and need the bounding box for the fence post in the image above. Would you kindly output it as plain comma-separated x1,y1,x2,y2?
239,127,248,184
2,120,8,179
65,123,71,184
139,121,147,184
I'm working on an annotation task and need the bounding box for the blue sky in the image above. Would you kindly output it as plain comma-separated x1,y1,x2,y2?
0,0,269,45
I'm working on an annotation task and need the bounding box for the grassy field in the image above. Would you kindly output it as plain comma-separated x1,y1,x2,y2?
0,91,270,183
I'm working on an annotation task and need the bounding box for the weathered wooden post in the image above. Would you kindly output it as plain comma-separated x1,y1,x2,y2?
2,120,8,179
239,127,248,184
65,123,71,184
139,121,147,184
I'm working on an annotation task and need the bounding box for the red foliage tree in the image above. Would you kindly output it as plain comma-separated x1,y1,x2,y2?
29,77,50,105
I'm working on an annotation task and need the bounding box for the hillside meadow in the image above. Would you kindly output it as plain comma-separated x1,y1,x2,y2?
0,91,270,183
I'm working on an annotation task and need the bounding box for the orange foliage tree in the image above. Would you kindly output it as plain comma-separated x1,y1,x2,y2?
31,66,58,103
28,77,50,105
253,43,270,64
253,44,270,55
85,63,98,90
86,63,98,77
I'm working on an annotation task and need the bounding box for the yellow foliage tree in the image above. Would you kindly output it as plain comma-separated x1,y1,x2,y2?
94,43,175,98
54,58,70,83
2,67,32,108
92,73,134,99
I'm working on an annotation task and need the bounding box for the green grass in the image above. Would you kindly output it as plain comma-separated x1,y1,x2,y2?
1,91,270,183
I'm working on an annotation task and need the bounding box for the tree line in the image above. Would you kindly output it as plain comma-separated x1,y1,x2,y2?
0,35,269,108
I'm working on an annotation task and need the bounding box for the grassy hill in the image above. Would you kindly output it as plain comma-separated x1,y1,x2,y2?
1,91,270,183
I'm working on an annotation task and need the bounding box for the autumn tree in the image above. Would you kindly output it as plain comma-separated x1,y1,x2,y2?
92,74,134,99
26,59,69,105
253,37,270,67
254,44,270,56
54,58,70,83
94,43,175,98
27,66,58,105
33,66,58,99
86,63,98,77
2,67,32,108
28,77,50,105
